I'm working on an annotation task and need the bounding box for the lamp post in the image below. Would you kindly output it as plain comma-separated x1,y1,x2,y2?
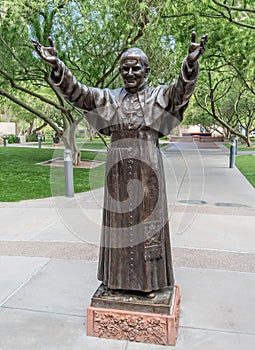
38,134,42,148
229,139,235,168
64,149,74,197
235,136,238,155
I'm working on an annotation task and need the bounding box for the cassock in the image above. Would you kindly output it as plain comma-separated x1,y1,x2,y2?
51,58,199,292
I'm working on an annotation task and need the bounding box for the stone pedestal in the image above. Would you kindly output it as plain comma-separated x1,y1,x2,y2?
87,285,180,346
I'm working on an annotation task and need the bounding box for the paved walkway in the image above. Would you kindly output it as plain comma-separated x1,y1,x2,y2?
0,142,255,349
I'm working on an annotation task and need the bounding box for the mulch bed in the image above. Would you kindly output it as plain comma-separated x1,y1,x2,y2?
38,157,103,168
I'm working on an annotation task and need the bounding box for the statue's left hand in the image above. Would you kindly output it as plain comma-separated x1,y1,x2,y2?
187,31,208,65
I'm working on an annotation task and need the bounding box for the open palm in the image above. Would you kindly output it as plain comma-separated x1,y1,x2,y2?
33,37,58,67
188,31,208,64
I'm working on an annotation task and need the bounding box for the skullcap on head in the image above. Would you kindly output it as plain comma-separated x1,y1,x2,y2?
120,47,149,67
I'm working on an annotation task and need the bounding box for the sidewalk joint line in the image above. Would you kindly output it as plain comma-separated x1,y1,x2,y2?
0,259,51,307
173,245,255,255
180,325,255,337
29,219,60,240
1,305,86,319
176,266,255,275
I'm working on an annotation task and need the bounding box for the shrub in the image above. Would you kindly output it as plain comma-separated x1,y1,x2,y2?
26,134,38,142
6,134,20,144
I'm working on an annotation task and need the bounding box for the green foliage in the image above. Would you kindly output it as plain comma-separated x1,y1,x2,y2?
210,1,255,31
0,0,255,146
5,134,20,144
26,134,38,142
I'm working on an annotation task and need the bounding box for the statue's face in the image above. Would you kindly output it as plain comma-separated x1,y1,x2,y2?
120,59,149,93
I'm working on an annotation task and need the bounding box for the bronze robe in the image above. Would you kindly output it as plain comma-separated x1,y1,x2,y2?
51,59,199,292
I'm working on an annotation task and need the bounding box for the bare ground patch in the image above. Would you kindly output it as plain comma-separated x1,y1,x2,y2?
37,157,103,168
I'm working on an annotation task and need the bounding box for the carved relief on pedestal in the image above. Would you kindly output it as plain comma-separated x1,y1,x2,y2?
94,312,167,345
175,296,181,335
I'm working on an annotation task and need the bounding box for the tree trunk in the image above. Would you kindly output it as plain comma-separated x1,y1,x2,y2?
62,123,81,166
72,147,81,166
246,137,253,147
88,126,96,141
26,120,34,136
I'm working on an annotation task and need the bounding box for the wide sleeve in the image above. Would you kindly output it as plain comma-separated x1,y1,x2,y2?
154,57,199,114
145,57,199,136
50,60,119,133
50,60,104,111
165,57,199,116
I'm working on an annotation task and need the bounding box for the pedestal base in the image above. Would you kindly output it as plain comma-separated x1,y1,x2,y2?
87,285,180,346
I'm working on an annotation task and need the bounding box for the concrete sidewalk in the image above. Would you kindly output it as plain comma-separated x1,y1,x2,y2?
0,142,255,349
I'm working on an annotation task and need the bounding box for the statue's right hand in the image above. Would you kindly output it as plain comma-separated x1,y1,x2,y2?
33,37,59,67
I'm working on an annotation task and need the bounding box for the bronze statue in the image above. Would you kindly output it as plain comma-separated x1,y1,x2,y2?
33,32,207,299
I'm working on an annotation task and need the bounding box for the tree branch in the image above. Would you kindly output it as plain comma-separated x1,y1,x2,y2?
209,1,255,30
212,0,255,14
220,51,255,95
0,35,29,71
0,87,62,133
0,68,72,115
95,6,151,87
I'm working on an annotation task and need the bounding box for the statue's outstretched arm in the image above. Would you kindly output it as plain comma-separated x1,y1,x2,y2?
32,37,105,113
163,32,208,123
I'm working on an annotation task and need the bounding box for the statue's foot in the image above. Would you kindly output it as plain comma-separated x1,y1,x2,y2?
101,285,120,297
146,292,156,299
101,285,112,296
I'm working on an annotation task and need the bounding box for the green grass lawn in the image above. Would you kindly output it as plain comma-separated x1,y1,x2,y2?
224,143,255,151
38,140,109,149
238,146,255,151
0,147,105,202
79,141,108,149
0,140,168,202
43,140,167,149
236,155,255,188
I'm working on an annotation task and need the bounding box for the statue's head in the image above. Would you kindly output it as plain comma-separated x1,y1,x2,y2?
120,47,150,93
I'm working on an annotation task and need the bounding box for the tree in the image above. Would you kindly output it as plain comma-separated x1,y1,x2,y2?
0,1,69,145
195,68,255,146
160,1,255,144
0,0,178,164
235,88,255,144
186,1,255,145
182,98,225,136
1,0,254,158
